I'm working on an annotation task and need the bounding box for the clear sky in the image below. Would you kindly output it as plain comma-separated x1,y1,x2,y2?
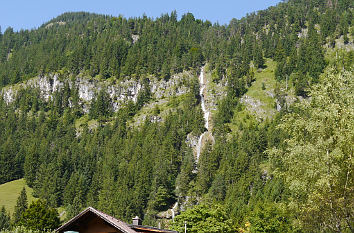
1,0,281,32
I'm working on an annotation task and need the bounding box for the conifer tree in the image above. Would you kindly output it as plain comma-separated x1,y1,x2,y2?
13,187,28,224
0,206,11,231
254,45,265,69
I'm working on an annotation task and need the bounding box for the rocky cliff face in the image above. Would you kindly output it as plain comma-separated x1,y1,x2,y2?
1,72,191,113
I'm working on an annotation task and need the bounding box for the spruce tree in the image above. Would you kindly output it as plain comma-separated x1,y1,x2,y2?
0,206,11,230
13,187,28,224
254,45,265,69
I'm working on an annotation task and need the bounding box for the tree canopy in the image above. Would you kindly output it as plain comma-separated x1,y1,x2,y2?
268,69,354,232
171,204,235,233
0,0,352,231
19,200,60,231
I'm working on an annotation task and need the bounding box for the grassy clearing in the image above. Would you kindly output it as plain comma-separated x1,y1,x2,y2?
0,179,37,215
228,105,258,134
128,93,188,128
246,59,277,114
0,179,66,221
228,59,278,133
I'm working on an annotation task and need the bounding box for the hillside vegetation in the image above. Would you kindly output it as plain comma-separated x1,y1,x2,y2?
0,179,36,215
0,0,353,232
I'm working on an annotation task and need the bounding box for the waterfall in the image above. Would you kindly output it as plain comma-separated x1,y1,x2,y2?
196,66,209,162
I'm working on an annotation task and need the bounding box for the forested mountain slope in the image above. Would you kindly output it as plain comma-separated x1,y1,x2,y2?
0,0,353,232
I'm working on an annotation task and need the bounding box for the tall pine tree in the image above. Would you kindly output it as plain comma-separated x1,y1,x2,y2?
0,206,11,230
13,187,28,224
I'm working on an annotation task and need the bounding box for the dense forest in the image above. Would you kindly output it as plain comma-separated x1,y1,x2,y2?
0,0,353,232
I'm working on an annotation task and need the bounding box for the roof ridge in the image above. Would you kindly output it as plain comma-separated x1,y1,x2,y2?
56,206,136,233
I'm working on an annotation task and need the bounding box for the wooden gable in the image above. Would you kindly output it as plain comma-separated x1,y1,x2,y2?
58,211,122,233
56,207,178,233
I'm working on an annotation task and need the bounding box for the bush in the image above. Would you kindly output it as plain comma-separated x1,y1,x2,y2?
0,226,54,233
19,200,60,231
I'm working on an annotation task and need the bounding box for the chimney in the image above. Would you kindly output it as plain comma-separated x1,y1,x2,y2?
132,216,142,225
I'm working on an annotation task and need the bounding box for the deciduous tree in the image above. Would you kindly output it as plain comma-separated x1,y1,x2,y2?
19,200,60,231
268,69,354,232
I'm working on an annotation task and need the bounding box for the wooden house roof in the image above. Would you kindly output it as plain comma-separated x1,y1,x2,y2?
56,207,137,233
56,207,178,233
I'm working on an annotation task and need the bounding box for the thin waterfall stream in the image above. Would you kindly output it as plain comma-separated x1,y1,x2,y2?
196,66,210,163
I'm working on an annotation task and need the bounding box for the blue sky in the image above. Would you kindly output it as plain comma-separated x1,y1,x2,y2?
1,0,281,31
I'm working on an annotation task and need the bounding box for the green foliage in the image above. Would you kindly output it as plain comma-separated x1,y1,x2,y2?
0,207,10,231
19,200,60,231
0,0,348,89
148,186,175,212
268,69,354,232
175,151,195,198
171,204,235,233
135,78,151,111
291,72,308,97
213,93,237,134
0,11,210,87
0,225,54,233
254,45,265,69
0,179,36,216
23,142,39,188
13,188,28,224
248,202,294,233
0,0,352,231
275,60,288,81
89,89,112,120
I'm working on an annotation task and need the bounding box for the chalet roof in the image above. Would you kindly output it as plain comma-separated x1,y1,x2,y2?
56,207,136,233
56,207,178,233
